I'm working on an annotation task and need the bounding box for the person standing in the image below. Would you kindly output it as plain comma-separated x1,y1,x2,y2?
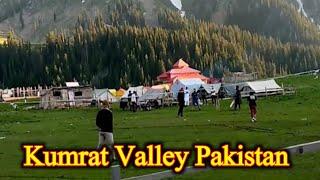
128,91,132,111
234,85,242,110
0,91,3,102
96,101,116,161
198,86,207,105
184,87,190,106
131,91,137,112
192,89,200,111
248,91,257,122
210,88,219,109
177,88,185,117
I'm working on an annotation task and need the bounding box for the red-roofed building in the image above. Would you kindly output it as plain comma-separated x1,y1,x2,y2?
157,59,209,84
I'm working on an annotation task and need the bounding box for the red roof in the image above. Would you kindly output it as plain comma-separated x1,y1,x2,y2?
171,74,209,82
169,66,200,74
157,59,209,83
173,59,189,68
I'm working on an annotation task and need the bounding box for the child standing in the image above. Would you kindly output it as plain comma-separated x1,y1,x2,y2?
247,91,257,122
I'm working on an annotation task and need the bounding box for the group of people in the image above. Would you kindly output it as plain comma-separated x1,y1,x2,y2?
177,85,258,122
127,91,138,112
177,86,220,117
94,87,258,163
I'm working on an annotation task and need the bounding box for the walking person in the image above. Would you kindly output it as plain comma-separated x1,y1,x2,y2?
234,85,242,110
248,91,258,122
96,101,116,161
184,87,190,106
177,88,185,117
192,89,201,111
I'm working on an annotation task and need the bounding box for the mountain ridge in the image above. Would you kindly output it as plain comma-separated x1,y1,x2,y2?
0,0,320,45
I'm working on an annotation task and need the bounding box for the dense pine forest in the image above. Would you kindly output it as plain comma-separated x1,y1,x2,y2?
0,0,320,88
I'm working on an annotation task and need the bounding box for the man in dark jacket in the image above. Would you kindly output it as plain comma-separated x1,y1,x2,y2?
177,88,185,117
234,86,242,110
192,89,200,111
96,101,116,160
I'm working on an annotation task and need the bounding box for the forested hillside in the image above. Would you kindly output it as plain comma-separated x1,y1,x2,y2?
1,10,319,88
182,0,320,44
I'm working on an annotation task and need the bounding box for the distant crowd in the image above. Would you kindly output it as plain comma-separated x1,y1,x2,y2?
176,85,257,123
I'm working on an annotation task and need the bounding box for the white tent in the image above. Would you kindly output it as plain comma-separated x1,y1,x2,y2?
122,86,147,98
139,89,164,102
171,78,205,98
244,79,283,93
202,83,222,94
94,89,118,103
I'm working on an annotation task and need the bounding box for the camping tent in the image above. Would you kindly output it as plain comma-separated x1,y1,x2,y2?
122,86,147,98
222,79,283,97
109,89,117,97
93,89,118,103
201,83,222,94
244,79,283,94
151,84,170,91
116,88,126,97
139,88,164,102
171,78,205,98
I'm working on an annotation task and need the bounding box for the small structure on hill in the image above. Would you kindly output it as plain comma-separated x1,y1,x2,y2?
157,59,209,84
223,72,258,83
40,85,93,109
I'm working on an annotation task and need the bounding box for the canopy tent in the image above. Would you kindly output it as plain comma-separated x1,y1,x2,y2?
122,86,148,98
201,83,222,94
139,88,164,102
93,89,118,103
171,78,205,98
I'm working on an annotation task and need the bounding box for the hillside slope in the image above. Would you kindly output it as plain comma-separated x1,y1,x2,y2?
0,0,108,42
0,0,320,44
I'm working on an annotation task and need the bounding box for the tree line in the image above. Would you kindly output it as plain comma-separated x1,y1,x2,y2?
0,2,320,89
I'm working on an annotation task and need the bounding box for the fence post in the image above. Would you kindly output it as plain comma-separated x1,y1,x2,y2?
111,165,120,180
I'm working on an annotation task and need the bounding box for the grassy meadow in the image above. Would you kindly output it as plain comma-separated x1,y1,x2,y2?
0,75,319,179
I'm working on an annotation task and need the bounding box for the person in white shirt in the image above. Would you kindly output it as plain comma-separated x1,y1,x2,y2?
131,91,137,112
184,87,190,106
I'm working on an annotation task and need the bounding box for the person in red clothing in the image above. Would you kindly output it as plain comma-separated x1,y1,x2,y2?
247,91,257,122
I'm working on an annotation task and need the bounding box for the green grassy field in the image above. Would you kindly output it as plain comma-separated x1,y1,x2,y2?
0,75,319,179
